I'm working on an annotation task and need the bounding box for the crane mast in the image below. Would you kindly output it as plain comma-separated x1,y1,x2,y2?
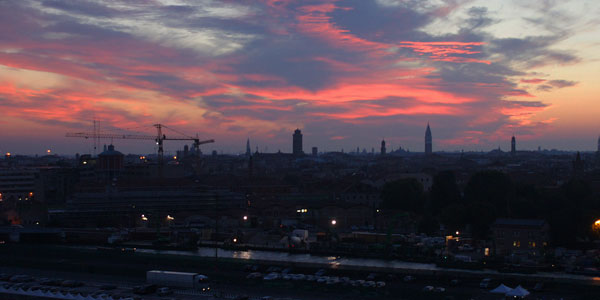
66,123,214,163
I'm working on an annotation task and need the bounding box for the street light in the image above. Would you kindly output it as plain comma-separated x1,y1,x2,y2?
141,214,148,221
166,215,174,221
243,215,248,221
593,219,600,233
331,219,337,226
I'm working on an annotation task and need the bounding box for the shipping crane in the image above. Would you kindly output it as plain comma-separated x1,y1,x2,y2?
66,123,214,163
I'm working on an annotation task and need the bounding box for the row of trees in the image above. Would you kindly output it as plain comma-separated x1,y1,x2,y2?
380,170,600,245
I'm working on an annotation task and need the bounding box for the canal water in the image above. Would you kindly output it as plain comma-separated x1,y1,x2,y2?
132,247,600,285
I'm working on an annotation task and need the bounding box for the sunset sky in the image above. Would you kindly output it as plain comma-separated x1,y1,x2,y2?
1,0,599,155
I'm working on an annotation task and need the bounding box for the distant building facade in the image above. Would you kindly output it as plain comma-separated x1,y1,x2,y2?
380,140,386,155
293,129,303,156
97,144,124,179
491,218,549,257
425,123,432,156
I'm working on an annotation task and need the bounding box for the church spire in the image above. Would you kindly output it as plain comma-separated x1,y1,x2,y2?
245,138,251,156
511,135,516,156
425,122,432,156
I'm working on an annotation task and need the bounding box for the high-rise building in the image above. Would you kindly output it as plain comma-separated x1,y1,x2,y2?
312,147,318,156
573,152,584,178
425,123,432,156
511,135,516,156
293,129,303,155
381,139,386,155
597,136,600,152
246,138,251,156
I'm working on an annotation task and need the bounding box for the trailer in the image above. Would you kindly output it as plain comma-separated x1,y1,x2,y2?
146,270,209,290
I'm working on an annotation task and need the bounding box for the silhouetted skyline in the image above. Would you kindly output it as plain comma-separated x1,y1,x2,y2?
1,1,600,154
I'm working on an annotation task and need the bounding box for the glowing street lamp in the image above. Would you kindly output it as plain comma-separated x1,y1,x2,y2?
243,215,248,221
593,219,600,232
331,219,337,226
166,215,174,221
141,214,148,221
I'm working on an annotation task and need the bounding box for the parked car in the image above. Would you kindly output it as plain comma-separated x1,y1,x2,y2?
423,285,434,292
157,287,173,296
479,278,492,289
459,244,474,251
403,275,415,282
61,280,83,287
39,278,62,286
281,268,292,275
263,273,279,281
246,272,262,279
9,275,33,283
133,284,157,295
99,285,117,290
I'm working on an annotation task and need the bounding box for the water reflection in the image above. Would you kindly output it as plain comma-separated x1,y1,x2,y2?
130,247,600,284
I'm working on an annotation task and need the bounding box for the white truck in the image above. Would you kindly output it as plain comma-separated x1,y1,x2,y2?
146,270,209,290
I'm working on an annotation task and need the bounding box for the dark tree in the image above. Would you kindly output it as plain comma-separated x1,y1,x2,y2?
430,170,461,213
464,170,513,217
440,203,468,230
380,178,424,213
466,201,497,239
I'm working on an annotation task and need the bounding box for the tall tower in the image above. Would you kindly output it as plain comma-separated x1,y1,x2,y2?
425,123,432,156
597,136,600,152
511,135,516,156
293,129,303,156
245,138,251,156
381,139,386,155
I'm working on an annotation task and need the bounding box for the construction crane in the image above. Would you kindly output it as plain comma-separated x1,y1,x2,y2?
66,123,214,163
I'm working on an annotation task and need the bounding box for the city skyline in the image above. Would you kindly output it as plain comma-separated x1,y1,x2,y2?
4,124,600,157
2,1,600,154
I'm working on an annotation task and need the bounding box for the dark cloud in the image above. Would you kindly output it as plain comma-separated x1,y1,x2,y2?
0,0,589,153
548,79,577,88
537,79,577,91
41,0,120,17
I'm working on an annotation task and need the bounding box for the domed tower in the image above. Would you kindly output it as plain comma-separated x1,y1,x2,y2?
98,144,124,180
